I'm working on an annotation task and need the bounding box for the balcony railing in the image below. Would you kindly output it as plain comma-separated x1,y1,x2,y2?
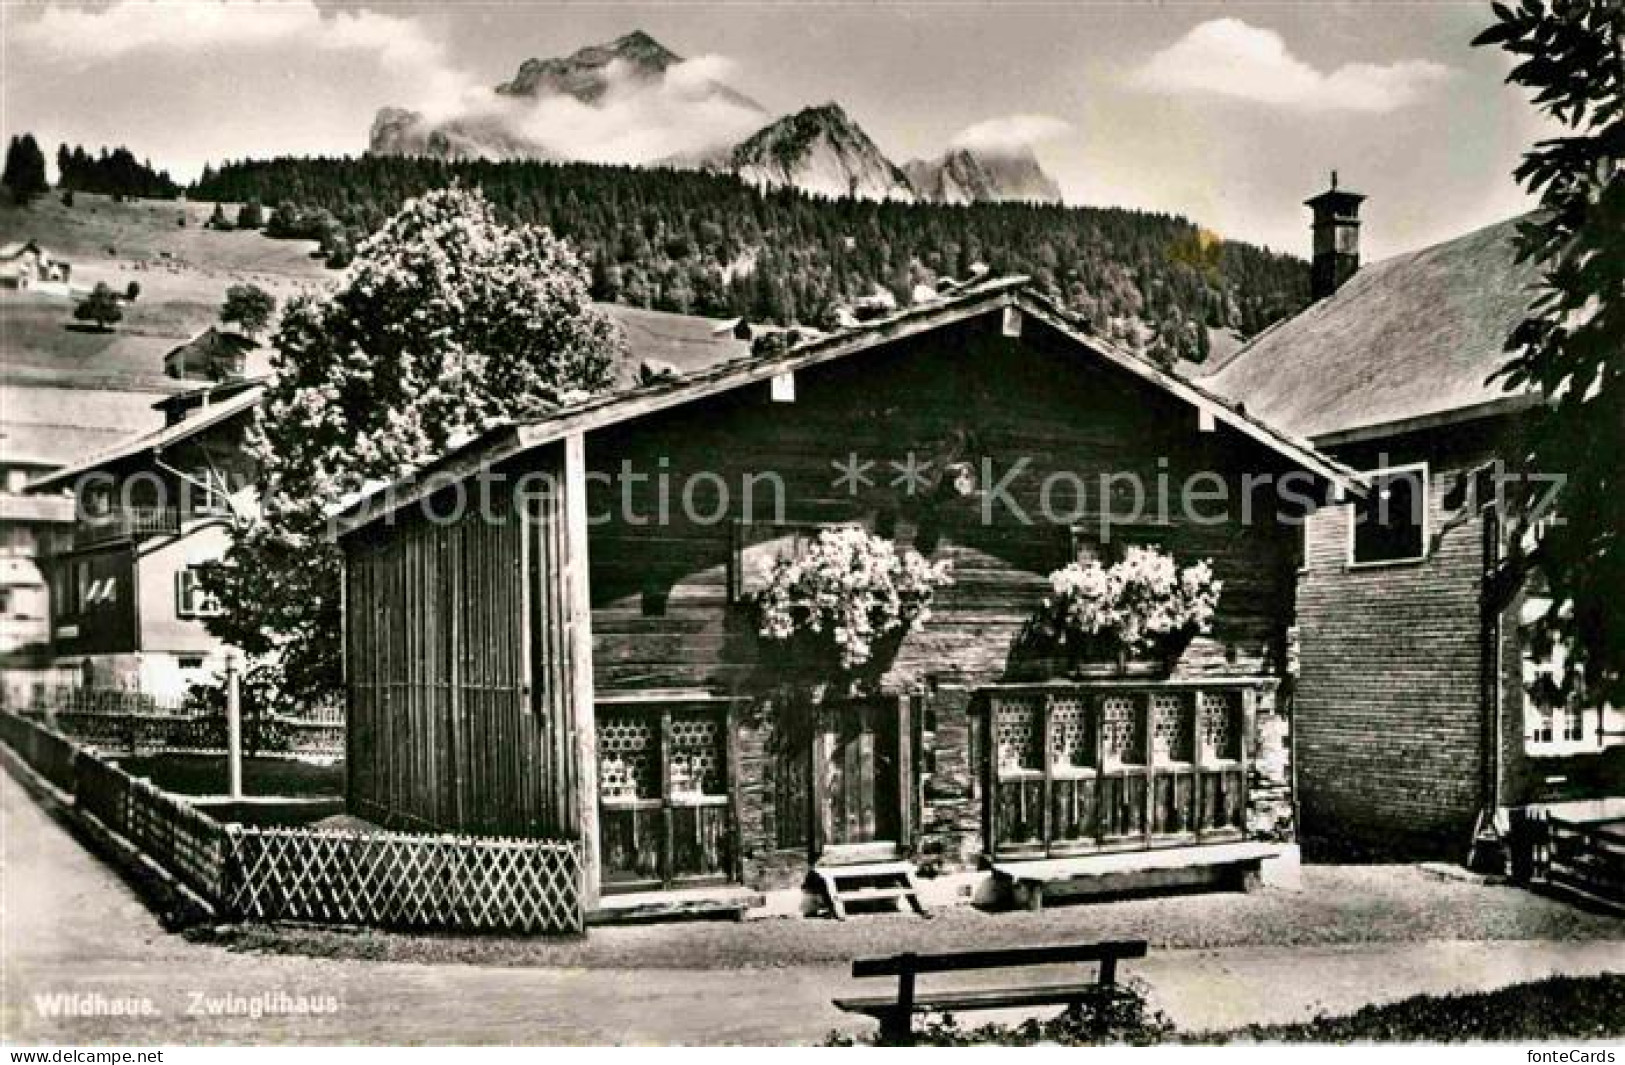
74,506,181,548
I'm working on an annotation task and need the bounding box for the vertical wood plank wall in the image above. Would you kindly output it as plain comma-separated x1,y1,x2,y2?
346,445,577,838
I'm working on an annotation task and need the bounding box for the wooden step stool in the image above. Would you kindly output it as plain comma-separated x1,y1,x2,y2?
808,860,930,920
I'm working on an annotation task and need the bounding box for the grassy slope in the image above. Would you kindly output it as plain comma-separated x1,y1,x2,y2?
0,192,332,381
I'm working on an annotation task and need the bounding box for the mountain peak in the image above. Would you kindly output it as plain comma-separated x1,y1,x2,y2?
496,30,683,100
730,104,914,203
606,30,680,66
904,143,1062,205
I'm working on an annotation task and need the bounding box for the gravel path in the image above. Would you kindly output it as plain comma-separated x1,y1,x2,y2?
203,864,1623,971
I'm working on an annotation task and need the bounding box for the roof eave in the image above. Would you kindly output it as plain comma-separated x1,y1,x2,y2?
1014,294,1368,499
26,387,264,493
1310,393,1542,449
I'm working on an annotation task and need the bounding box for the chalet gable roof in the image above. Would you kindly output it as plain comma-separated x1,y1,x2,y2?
27,383,265,492
334,277,1364,537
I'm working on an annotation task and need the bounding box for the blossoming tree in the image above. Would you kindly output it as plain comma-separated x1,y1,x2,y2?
203,187,626,713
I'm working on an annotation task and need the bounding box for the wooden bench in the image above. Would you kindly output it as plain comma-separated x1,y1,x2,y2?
833,939,1149,1045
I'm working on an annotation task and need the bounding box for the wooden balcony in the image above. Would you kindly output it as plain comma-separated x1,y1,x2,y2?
980,678,1264,861
74,506,181,548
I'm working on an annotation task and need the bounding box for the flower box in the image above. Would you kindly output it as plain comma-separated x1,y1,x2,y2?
1035,547,1220,679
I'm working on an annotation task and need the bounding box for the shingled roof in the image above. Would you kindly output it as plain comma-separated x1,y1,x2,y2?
1205,216,1544,442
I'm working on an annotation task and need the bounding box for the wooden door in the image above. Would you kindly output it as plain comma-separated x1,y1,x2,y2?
814,697,912,859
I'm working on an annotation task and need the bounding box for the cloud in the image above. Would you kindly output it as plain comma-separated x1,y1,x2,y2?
402,54,767,166
1134,18,1452,113
11,1,475,107
949,114,1072,155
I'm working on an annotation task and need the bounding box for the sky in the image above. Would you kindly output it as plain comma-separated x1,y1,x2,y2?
1,1,1553,261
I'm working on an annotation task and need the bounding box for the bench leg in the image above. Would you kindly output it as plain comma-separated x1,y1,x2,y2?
877,1009,914,1047
1018,882,1044,911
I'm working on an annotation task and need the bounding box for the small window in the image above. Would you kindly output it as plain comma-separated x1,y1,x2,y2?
1350,464,1428,566
177,655,206,670
176,565,222,618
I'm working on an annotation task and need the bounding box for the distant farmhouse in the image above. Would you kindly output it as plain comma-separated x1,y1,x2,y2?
163,327,257,382
0,240,71,291
1204,183,1624,863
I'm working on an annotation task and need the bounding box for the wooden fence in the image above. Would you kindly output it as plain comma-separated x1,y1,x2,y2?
1516,807,1625,905
0,711,78,793
225,827,584,933
1,711,584,934
7,685,345,761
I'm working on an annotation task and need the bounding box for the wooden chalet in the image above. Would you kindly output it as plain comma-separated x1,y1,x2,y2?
334,278,1363,912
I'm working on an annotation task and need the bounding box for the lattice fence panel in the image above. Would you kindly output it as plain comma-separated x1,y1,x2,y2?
0,711,79,792
224,827,585,934
127,779,231,901
73,750,133,835
993,695,1042,772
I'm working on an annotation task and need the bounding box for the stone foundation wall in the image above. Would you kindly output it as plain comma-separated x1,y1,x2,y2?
916,684,982,873
1247,680,1295,841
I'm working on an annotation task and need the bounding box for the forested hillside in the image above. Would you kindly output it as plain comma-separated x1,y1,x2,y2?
192,155,1309,364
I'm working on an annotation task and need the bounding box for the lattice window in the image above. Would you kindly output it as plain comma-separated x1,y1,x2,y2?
1101,694,1143,764
597,712,659,800
670,711,727,797
1050,696,1093,769
994,696,1041,772
1152,693,1192,762
1199,691,1239,760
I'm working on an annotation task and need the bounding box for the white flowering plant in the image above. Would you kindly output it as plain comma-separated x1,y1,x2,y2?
755,527,954,672
1040,546,1221,657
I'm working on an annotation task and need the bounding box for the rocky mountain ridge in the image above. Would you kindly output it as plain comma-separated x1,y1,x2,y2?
368,31,1063,204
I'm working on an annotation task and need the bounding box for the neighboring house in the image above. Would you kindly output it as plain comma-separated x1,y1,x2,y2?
163,327,258,382
0,241,70,290
0,464,74,656
1205,185,1624,861
332,278,1361,912
0,378,183,662
16,304,748,700
27,380,265,700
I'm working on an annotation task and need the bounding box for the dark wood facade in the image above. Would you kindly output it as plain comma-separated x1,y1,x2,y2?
340,288,1346,897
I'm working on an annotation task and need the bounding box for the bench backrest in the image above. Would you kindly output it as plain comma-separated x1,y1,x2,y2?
851,940,1148,979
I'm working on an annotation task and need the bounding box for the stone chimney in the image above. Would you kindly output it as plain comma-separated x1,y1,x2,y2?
1305,171,1365,300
